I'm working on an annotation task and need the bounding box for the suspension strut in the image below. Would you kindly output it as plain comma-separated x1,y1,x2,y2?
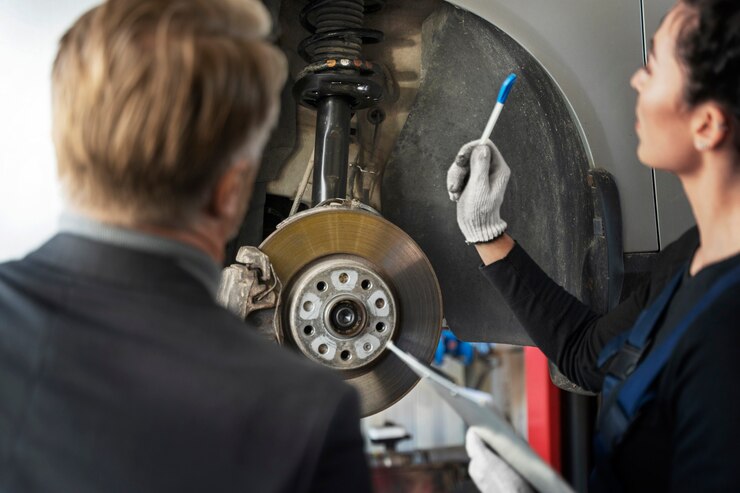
294,0,385,205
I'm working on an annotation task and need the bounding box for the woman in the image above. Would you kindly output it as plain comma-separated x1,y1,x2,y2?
447,0,740,491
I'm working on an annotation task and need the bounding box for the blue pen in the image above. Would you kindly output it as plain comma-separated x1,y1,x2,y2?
478,73,517,145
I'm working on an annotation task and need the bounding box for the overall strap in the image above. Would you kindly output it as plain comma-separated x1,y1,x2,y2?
597,269,684,396
615,262,740,419
594,262,740,480
591,267,683,488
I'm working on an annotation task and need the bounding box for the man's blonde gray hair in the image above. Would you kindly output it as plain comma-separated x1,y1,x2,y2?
52,0,288,225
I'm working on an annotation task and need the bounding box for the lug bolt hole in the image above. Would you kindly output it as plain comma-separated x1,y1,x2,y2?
303,325,314,336
340,350,352,361
339,273,349,284
318,344,328,355
361,279,372,290
317,281,327,292
375,298,385,309
376,322,386,332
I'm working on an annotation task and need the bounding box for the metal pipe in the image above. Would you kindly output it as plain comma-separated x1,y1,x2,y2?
312,96,352,205
564,392,593,493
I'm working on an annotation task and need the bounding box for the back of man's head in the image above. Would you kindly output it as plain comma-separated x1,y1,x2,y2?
52,0,287,227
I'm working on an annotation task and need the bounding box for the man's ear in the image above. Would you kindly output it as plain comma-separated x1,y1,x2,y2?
209,159,254,220
691,102,730,151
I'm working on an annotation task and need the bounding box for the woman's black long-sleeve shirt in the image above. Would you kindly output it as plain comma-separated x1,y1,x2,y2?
481,227,740,492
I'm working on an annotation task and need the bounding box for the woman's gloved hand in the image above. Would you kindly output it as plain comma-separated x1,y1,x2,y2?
466,427,534,493
446,139,511,244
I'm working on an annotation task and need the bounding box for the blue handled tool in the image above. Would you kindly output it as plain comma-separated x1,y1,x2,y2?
478,73,517,145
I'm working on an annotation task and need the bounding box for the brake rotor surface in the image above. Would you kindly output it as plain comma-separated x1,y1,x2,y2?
259,204,442,416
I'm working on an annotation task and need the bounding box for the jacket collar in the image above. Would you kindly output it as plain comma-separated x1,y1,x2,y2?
27,233,218,301
53,213,221,299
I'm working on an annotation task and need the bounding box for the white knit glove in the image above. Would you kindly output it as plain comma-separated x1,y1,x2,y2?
466,428,534,493
447,139,510,244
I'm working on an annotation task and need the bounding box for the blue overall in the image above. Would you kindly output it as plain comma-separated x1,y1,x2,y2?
591,262,740,491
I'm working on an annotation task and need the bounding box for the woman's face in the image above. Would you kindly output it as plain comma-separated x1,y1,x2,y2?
630,3,696,173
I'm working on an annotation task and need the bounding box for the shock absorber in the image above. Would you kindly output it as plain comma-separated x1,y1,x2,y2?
294,0,385,205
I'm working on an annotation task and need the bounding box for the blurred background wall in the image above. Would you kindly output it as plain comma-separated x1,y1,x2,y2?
0,0,100,261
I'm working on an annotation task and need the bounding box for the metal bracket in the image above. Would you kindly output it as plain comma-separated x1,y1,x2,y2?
217,246,282,342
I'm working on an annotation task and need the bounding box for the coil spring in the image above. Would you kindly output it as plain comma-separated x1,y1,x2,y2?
298,0,384,65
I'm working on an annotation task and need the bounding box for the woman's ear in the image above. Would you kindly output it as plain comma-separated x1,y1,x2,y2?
691,102,730,151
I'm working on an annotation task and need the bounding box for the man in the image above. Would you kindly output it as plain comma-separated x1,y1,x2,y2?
0,1,371,491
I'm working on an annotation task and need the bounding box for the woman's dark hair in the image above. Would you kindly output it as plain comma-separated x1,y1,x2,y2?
678,0,740,148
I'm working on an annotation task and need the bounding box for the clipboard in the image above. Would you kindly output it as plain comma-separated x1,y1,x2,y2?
386,341,574,493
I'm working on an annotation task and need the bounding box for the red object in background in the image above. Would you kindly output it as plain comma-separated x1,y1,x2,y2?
525,346,561,472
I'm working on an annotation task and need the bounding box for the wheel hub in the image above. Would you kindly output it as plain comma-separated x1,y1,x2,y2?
288,256,397,370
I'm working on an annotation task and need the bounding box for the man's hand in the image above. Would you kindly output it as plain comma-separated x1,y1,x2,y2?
466,427,534,493
447,139,511,244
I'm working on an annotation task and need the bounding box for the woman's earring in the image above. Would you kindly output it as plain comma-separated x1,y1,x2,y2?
695,140,708,151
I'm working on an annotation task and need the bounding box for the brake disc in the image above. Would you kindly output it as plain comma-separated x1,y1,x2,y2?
260,202,442,416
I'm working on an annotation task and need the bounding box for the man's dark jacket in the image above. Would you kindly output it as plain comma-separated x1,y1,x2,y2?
0,234,371,492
